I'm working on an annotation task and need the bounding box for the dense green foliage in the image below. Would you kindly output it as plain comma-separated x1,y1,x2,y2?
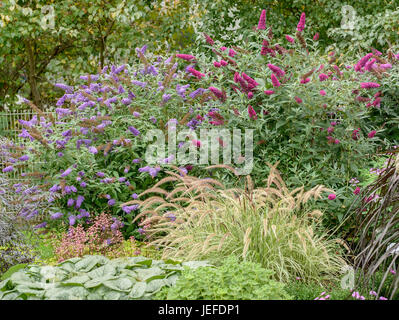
156,256,291,300
2,0,399,108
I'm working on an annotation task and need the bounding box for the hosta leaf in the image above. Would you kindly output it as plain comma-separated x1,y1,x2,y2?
9,271,33,284
74,255,109,272
126,257,152,268
119,269,137,278
87,292,103,300
145,279,166,293
87,264,116,279
128,282,146,299
61,275,91,286
61,257,81,264
163,274,179,287
13,286,45,298
84,275,116,289
58,261,76,273
1,290,20,300
44,286,89,300
39,266,58,281
103,291,121,300
103,278,133,292
135,267,163,281
145,274,166,283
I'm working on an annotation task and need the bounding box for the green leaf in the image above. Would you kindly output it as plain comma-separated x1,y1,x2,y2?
86,264,116,279
129,281,147,299
61,275,91,286
75,255,109,272
103,278,133,292
0,264,28,281
44,286,89,300
145,279,166,294
58,261,76,273
135,267,163,282
103,291,122,300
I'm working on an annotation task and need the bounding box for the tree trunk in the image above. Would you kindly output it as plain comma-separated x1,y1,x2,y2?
25,39,41,106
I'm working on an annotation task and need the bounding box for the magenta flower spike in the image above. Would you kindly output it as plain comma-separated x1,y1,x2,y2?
257,9,267,30
297,12,306,32
271,74,281,87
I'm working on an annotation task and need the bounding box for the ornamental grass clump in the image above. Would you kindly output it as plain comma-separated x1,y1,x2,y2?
346,151,399,299
123,164,346,283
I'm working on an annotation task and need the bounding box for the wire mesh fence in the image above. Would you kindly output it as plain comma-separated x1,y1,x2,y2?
0,109,57,222
0,109,55,181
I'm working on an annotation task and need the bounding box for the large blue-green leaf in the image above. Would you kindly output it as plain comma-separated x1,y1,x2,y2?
61,275,91,286
135,267,163,282
128,282,147,299
74,255,109,272
103,278,133,292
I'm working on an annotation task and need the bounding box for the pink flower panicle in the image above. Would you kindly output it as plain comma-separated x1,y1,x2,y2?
242,72,259,89
297,12,306,32
257,9,267,30
271,74,281,87
187,67,205,79
361,82,380,89
354,53,373,71
208,111,225,126
368,130,377,138
229,48,237,57
352,128,360,140
208,86,226,102
319,73,328,81
176,54,196,61
285,35,295,43
248,105,258,120
203,33,214,45
267,64,285,78
294,96,303,104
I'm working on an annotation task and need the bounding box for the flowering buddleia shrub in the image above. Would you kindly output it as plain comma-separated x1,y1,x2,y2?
2,47,214,237
185,10,399,224
5,9,399,234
